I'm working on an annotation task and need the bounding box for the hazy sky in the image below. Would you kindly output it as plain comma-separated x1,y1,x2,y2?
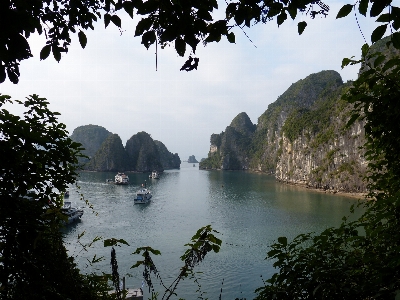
1,1,379,161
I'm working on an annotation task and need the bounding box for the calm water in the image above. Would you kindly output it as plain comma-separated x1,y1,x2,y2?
63,162,364,299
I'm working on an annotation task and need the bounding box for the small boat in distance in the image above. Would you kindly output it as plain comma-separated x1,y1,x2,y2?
61,201,83,224
134,183,152,204
149,170,160,179
115,172,129,185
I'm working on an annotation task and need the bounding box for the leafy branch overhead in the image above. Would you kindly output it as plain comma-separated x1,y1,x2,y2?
1,0,331,84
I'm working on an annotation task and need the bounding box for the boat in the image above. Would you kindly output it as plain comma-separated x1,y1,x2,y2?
149,170,160,179
115,172,129,185
134,185,152,204
61,201,83,224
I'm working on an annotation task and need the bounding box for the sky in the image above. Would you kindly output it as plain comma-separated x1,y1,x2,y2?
0,1,381,161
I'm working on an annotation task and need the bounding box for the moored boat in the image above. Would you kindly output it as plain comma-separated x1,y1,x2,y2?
149,170,160,179
115,172,129,185
61,201,83,224
134,185,152,204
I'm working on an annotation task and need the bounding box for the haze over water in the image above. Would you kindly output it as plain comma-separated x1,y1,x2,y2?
64,162,364,299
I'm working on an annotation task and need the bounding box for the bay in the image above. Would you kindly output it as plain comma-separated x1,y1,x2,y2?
63,162,364,299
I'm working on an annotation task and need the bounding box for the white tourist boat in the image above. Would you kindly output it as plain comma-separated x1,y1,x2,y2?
61,201,83,224
134,187,152,204
149,170,160,179
115,172,129,185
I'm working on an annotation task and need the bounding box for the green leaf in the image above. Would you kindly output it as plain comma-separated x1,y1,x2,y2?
227,32,235,43
371,24,387,43
40,45,51,60
175,38,186,56
336,4,354,19
361,43,370,57
78,31,87,49
111,15,122,27
374,54,385,68
376,13,391,23
130,260,144,268
297,21,307,35
346,113,360,128
392,32,400,49
370,1,389,17
277,236,287,246
104,238,130,247
358,0,368,16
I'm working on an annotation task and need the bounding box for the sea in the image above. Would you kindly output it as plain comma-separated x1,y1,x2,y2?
63,162,365,300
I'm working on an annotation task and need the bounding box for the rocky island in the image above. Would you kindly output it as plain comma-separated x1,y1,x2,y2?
187,155,198,163
70,126,180,172
200,70,367,194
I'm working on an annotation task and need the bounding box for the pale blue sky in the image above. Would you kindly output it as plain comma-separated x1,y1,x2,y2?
1,1,380,161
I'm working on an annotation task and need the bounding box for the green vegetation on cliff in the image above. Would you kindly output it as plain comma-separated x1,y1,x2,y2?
125,131,163,172
71,126,180,172
200,112,255,170
70,125,112,163
86,134,129,172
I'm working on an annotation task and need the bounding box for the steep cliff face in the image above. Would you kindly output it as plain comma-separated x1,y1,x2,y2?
276,115,367,193
85,134,129,172
125,132,163,172
250,70,344,172
70,124,112,162
200,70,368,193
200,112,255,170
154,140,181,169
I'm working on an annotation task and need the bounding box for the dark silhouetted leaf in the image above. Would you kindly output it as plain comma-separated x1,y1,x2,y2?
141,31,156,49
104,13,111,28
40,45,51,60
376,13,391,23
78,31,87,49
278,236,287,246
371,24,387,43
370,0,390,17
392,32,400,49
111,15,121,27
175,38,186,56
123,1,134,18
336,4,353,19
227,32,235,43
358,0,368,16
298,21,307,35
277,11,287,26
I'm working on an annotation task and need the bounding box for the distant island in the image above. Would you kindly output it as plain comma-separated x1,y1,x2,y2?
187,155,198,163
70,125,181,172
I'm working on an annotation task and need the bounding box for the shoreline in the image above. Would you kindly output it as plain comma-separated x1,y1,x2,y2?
199,167,368,200
281,181,367,200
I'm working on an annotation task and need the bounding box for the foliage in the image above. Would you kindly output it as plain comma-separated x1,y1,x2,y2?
1,0,330,83
0,94,111,299
127,225,221,300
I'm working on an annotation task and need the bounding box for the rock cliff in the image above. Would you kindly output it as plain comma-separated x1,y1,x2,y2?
69,124,112,163
154,140,181,169
200,70,367,193
85,134,129,172
70,126,180,172
125,132,163,172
